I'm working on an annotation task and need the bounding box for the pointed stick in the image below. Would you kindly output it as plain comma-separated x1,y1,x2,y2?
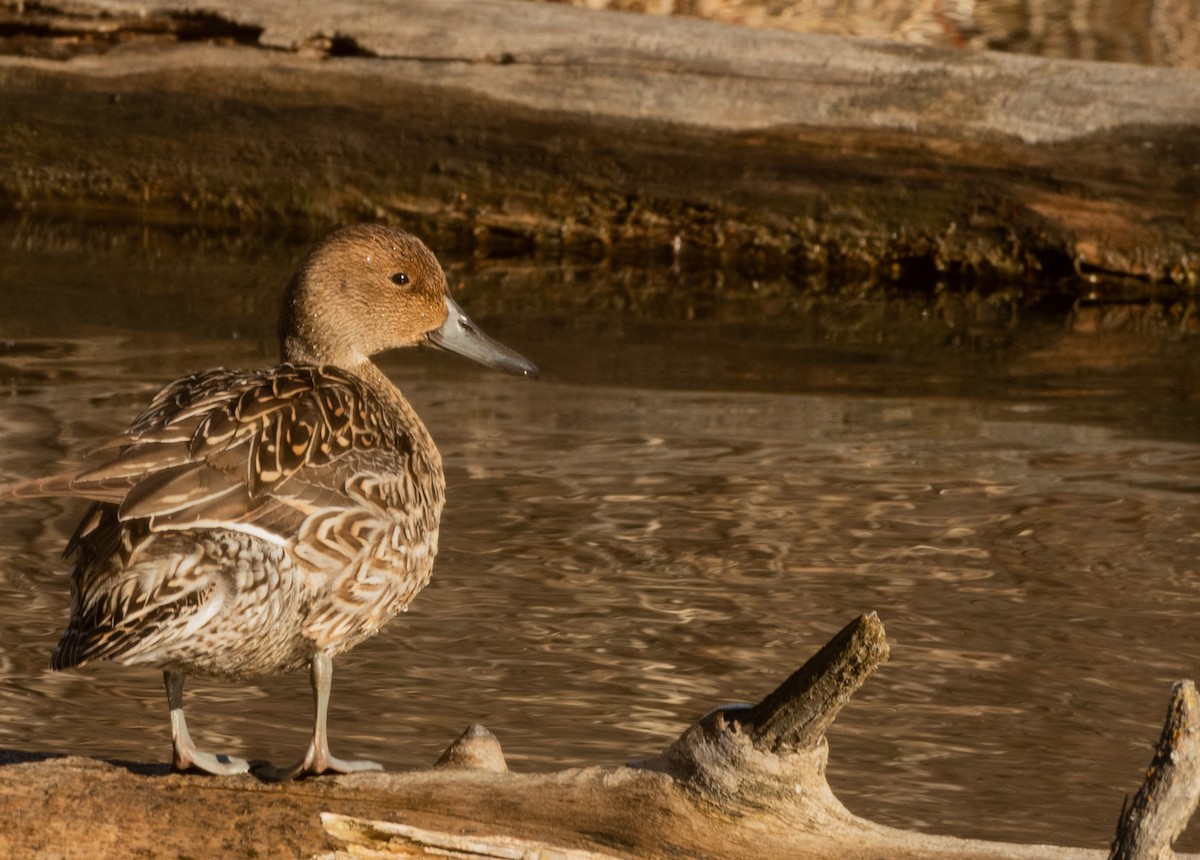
736,611,890,752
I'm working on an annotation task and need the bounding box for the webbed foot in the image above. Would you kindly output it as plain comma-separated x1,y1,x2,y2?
164,670,251,776
250,652,384,781
251,750,382,782
172,747,251,776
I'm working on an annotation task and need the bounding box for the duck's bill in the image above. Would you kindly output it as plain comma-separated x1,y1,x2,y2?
425,296,539,378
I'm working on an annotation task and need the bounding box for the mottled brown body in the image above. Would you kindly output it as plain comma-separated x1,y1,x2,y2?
53,364,444,679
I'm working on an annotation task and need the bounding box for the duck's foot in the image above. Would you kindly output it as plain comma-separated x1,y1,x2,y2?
251,751,383,782
172,747,252,776
164,670,251,775
247,651,385,781
249,650,386,781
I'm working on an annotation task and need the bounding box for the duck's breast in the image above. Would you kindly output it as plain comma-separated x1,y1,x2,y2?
296,454,446,654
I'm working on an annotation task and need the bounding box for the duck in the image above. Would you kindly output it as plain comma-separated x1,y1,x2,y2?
0,223,537,780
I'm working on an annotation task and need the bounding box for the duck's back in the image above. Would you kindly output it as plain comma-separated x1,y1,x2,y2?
52,363,445,678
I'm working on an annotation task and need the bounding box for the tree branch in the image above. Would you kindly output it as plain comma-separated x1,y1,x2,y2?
735,611,890,752
1110,680,1200,860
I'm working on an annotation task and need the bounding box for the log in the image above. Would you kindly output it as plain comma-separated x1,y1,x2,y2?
0,612,1168,860
1110,681,1200,860
0,0,1198,302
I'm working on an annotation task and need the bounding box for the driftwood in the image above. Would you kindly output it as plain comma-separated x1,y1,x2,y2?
0,0,1198,301
1,612,1197,859
1111,681,1200,860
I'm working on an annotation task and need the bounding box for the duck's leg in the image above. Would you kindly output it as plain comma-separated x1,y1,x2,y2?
255,652,383,781
164,671,250,775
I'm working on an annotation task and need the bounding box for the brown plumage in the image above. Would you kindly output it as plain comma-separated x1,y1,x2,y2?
0,224,537,779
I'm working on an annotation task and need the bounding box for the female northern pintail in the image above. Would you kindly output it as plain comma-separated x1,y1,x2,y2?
1,224,537,779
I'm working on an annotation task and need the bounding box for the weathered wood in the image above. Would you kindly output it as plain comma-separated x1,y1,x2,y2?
740,611,889,751
1110,680,1200,860
634,612,889,816
0,0,1198,299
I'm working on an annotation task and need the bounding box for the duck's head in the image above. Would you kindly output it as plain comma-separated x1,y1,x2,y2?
278,224,538,378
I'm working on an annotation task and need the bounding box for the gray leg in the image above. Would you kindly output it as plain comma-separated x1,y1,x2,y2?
164,671,250,775
254,652,382,781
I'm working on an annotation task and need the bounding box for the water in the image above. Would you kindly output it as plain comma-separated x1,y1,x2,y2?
1,221,1199,850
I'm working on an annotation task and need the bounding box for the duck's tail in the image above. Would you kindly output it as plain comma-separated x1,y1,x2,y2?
0,473,124,504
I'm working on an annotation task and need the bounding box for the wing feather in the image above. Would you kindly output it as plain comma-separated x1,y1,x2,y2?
118,462,242,521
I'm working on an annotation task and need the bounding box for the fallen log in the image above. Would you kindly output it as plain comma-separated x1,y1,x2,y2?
2,612,1195,859
0,0,1197,300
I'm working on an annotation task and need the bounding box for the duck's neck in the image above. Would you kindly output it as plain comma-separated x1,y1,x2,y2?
346,360,406,409
281,334,365,369
344,359,443,472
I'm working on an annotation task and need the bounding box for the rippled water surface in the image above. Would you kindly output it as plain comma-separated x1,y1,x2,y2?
1,225,1199,850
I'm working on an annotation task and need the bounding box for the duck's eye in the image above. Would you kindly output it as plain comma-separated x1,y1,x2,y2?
391,272,410,287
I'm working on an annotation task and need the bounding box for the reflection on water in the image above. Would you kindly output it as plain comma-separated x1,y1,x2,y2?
1,229,1199,850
